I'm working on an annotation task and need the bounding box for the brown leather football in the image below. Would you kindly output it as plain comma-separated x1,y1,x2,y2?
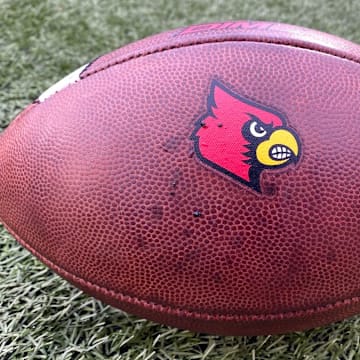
1,20,360,336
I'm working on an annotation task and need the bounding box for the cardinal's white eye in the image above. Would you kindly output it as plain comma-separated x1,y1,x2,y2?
249,121,267,137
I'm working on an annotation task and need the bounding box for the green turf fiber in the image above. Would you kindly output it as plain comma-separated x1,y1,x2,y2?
1,0,360,358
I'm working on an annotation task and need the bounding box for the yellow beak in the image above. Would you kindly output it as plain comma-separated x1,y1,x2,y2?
256,129,299,167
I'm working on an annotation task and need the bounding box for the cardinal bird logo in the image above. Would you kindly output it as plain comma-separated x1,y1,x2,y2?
191,80,301,193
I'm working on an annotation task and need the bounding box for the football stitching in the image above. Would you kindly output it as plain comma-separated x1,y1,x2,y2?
32,36,357,116
81,37,359,79
3,217,360,321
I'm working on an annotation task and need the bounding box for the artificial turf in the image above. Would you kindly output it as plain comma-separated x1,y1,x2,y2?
1,0,360,358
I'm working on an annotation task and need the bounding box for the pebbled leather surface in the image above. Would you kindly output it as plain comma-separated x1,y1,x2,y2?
82,20,360,78
1,21,360,335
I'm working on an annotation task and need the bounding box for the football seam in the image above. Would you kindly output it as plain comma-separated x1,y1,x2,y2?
81,37,359,79
2,218,360,321
34,37,358,106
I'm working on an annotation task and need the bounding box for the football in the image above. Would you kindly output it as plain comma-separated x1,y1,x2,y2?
1,20,360,336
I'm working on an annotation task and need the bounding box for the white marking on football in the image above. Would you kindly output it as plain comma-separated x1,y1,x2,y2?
38,63,89,103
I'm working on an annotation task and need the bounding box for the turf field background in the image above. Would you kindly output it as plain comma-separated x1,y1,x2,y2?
1,0,360,359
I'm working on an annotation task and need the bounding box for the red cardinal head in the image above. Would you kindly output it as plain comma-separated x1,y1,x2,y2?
191,80,301,193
